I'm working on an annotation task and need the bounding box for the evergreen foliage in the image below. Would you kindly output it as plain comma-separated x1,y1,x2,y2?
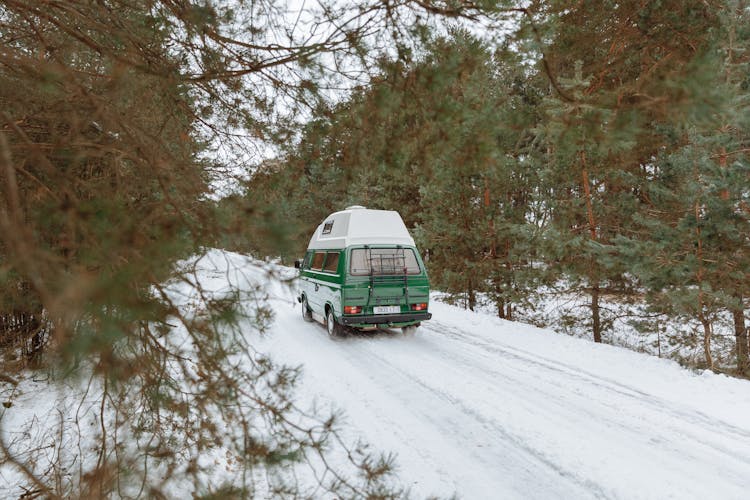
3,0,750,496
1,0,506,497
242,1,750,372
243,30,545,317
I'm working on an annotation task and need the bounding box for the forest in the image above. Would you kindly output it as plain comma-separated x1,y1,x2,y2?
1,0,749,498
234,3,750,374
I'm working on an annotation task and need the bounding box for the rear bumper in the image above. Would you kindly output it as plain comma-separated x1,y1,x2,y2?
340,311,432,327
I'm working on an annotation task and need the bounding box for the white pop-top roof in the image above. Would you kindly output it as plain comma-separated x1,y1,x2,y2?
307,207,415,250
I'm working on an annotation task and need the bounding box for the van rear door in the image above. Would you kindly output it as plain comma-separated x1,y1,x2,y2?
347,247,429,313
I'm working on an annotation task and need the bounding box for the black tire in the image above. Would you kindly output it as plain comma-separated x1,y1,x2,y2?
326,308,345,338
301,297,313,322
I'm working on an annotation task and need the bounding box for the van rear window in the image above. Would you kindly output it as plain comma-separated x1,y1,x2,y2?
349,248,421,275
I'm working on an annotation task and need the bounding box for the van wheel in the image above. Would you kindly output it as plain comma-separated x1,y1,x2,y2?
402,325,418,335
326,309,345,338
301,297,313,322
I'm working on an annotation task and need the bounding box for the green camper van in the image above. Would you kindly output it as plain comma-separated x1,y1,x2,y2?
295,206,431,337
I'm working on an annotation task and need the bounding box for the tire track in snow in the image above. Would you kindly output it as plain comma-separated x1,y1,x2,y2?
344,321,750,498
267,298,750,499
425,320,750,446
266,318,486,498
339,335,609,499
414,321,750,491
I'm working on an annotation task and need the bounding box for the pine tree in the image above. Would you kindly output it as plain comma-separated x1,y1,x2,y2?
615,4,750,370
2,1,507,496
719,0,750,375
255,31,545,315
533,0,721,343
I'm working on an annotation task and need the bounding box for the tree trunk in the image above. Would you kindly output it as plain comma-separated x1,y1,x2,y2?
698,310,714,371
494,299,513,320
581,155,602,343
484,178,497,257
496,298,506,319
591,283,602,343
493,277,512,320
694,201,713,370
732,299,748,375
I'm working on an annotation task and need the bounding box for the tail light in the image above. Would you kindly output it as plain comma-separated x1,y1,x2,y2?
344,305,362,314
411,303,428,311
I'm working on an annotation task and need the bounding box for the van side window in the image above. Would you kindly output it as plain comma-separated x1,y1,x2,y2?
323,252,340,273
311,252,326,270
302,252,312,269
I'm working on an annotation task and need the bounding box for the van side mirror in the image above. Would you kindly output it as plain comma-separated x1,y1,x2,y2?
294,259,302,269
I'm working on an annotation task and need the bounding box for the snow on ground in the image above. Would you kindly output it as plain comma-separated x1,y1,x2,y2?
239,252,750,500
3,250,750,499
438,285,739,369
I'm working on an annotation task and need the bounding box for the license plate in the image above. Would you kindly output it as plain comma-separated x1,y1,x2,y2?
374,305,400,315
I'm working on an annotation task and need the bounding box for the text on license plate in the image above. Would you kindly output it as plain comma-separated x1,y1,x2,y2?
374,305,400,315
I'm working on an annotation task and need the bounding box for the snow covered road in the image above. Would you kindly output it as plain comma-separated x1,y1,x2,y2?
245,256,750,500
5,251,749,499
